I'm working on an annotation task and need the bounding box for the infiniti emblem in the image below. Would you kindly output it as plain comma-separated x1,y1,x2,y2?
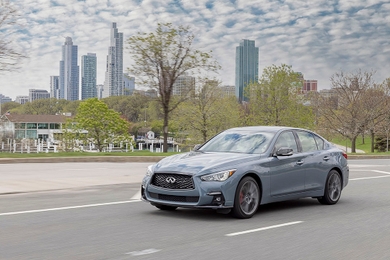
166,177,176,184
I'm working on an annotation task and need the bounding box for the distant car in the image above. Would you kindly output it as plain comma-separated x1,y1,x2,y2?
141,126,349,219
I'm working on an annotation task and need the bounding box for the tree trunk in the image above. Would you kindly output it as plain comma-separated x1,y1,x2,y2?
351,136,357,153
370,130,375,153
163,110,169,153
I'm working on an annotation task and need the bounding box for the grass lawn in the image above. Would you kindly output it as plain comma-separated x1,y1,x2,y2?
0,150,179,158
330,135,390,154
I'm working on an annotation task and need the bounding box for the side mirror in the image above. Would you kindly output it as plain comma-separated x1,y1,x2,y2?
193,144,201,151
274,147,293,157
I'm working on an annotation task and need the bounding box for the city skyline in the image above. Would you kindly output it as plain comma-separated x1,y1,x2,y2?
1,0,390,100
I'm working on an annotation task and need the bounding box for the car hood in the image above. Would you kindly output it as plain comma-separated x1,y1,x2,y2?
153,152,262,175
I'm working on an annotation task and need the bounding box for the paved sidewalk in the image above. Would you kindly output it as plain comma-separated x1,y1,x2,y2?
0,160,157,195
333,144,365,153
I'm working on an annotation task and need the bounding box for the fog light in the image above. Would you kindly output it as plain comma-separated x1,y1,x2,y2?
211,194,225,206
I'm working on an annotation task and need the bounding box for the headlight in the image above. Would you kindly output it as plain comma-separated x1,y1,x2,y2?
201,169,236,182
145,165,154,177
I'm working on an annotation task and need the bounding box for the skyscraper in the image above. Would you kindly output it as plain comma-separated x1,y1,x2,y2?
50,76,60,99
59,37,79,101
103,22,123,98
235,39,259,102
81,53,97,100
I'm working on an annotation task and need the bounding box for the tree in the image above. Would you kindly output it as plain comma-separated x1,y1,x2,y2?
19,98,70,115
174,79,241,144
248,64,314,128
318,69,375,153
72,98,131,152
103,94,151,122
0,0,25,71
126,23,219,152
0,101,20,114
360,83,390,152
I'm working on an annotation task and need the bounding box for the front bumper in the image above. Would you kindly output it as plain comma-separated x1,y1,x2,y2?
141,174,236,209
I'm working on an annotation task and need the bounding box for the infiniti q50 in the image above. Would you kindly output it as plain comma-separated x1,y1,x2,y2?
141,126,349,219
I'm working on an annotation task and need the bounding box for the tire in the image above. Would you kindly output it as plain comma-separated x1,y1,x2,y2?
153,204,177,211
232,176,260,219
318,170,342,205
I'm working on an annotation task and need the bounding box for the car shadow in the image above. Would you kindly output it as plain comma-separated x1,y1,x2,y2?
143,198,325,221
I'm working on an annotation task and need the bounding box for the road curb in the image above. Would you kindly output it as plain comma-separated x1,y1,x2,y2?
0,156,165,164
1,155,390,164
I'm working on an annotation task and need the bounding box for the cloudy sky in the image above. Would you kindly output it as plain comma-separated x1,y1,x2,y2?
1,0,390,100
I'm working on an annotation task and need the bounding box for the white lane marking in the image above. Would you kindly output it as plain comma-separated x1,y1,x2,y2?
0,200,140,217
225,221,303,237
372,170,390,175
126,248,161,256
350,175,390,181
131,189,142,200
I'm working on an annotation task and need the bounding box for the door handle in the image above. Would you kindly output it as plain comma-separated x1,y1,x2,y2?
323,156,330,161
296,160,304,165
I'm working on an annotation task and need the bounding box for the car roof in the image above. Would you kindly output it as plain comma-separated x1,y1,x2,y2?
225,126,297,133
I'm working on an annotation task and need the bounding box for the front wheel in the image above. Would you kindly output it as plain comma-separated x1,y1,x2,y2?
232,176,260,219
318,170,342,205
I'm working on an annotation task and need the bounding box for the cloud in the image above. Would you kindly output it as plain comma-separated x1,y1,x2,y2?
0,0,389,100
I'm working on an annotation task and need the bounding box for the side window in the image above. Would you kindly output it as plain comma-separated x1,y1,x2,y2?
314,135,324,150
297,131,318,152
274,131,298,153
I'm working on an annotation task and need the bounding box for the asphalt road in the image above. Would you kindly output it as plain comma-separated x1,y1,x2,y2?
1,160,390,260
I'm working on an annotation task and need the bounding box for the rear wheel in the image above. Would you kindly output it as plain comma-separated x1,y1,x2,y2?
232,177,260,219
318,170,342,205
153,204,177,211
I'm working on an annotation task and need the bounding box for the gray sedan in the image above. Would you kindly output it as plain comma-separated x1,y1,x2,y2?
141,126,349,219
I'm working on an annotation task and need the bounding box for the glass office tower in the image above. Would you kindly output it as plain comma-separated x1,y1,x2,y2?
235,39,259,102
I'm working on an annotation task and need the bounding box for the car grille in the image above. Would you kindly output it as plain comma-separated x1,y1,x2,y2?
149,192,199,203
151,173,195,190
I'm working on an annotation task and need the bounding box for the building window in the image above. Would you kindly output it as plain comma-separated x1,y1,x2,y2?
26,130,37,139
14,123,26,129
50,123,61,129
27,123,37,129
38,123,49,129
15,130,26,139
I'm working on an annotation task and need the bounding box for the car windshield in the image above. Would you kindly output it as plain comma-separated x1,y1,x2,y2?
199,131,274,154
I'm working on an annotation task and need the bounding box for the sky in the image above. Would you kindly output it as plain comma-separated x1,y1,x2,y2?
1,0,390,100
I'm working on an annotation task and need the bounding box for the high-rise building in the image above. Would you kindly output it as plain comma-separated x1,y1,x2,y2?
96,84,104,99
50,76,60,99
235,39,259,102
15,96,29,104
81,53,97,100
103,22,123,98
59,37,79,101
123,74,135,96
172,75,195,96
29,89,50,102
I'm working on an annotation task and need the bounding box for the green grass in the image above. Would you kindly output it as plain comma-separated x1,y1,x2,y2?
330,135,390,154
0,150,179,158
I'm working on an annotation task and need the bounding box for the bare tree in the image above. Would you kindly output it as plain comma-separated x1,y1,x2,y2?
0,0,25,71
126,23,219,152
360,82,390,152
318,69,375,153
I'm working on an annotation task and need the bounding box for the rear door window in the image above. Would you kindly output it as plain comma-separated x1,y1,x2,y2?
296,131,318,153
